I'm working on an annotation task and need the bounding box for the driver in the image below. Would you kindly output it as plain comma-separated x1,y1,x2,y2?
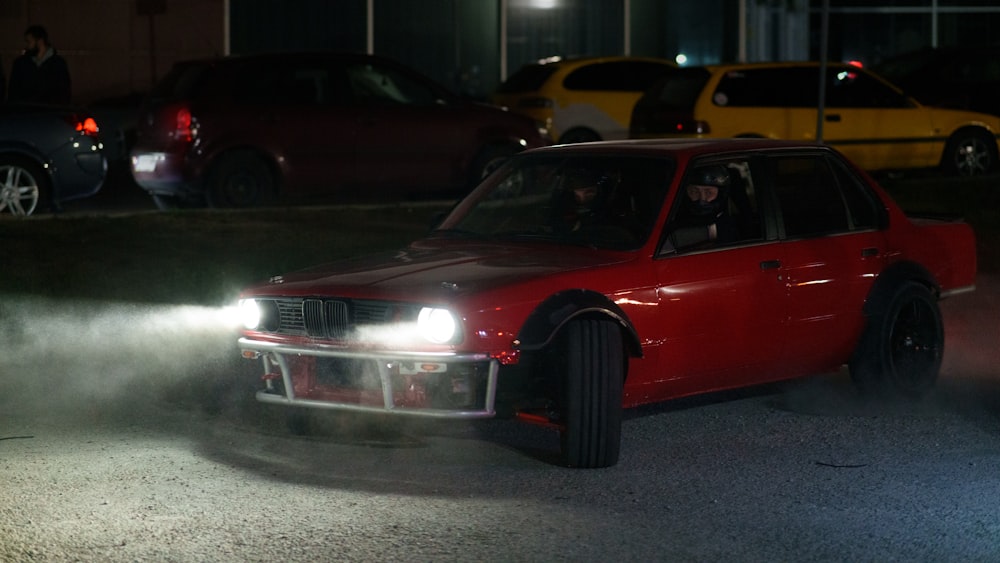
669,164,738,248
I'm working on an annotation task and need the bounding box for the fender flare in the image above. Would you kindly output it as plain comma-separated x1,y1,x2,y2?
515,289,642,358
0,144,56,191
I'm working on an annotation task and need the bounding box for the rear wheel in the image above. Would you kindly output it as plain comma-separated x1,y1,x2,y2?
849,282,943,398
557,318,624,468
207,151,275,208
0,156,49,216
942,128,998,176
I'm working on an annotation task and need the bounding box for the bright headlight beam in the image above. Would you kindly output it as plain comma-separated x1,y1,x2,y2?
239,299,261,330
417,307,458,344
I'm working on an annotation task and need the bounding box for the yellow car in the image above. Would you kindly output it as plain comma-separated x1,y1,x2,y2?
494,56,676,144
629,61,1000,176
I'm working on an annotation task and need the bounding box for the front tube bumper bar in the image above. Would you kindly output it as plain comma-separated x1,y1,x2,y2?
239,337,499,419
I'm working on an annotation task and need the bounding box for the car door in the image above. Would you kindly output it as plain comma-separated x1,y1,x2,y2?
819,67,938,171
763,151,888,375
234,58,359,196
650,156,788,393
347,59,467,192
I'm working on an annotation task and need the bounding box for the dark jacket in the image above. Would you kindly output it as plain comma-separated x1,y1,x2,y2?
8,49,71,105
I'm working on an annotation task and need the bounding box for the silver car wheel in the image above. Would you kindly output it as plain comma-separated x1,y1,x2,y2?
0,164,41,215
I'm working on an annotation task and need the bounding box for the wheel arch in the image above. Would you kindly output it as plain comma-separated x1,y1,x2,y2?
865,261,940,315
516,289,643,359
204,145,285,193
0,147,55,198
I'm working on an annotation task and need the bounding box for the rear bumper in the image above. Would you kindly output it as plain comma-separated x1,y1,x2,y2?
239,337,499,419
130,150,203,200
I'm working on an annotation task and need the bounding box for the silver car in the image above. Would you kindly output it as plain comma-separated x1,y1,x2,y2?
0,103,107,215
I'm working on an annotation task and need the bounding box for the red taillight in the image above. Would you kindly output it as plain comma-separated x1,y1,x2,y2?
174,107,194,142
70,115,100,137
673,119,710,134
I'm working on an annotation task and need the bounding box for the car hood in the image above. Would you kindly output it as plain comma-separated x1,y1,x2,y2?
244,240,634,301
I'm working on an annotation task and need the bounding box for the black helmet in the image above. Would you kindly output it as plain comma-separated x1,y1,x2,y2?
691,165,731,188
681,164,731,224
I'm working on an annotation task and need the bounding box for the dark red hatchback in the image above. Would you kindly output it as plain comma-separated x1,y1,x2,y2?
130,52,549,209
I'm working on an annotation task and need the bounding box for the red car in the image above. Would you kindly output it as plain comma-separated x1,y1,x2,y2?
130,52,549,209
237,139,977,468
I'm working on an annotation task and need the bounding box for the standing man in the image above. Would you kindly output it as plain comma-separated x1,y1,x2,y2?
8,25,71,105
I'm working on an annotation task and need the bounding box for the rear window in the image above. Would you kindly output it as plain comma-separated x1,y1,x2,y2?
644,67,711,111
563,61,673,91
496,64,559,93
148,62,214,102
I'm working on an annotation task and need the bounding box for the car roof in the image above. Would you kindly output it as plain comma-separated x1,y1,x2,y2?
169,51,397,67
523,55,676,67
526,137,829,157
698,61,863,72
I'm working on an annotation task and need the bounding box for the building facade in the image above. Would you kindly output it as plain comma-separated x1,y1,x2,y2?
0,0,996,105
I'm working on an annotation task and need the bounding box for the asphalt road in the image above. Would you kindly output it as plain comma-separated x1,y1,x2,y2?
1,271,998,561
5,168,1000,560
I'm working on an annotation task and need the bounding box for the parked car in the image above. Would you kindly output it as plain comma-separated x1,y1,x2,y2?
873,45,1000,118
0,103,107,216
629,62,1000,176
493,56,675,144
130,52,549,210
235,138,976,468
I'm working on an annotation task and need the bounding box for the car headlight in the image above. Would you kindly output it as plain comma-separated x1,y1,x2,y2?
239,299,261,330
417,307,459,344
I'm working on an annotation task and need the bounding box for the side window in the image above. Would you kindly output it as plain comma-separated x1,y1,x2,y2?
563,62,672,92
772,155,849,238
826,68,908,108
660,157,764,254
828,157,884,230
347,62,440,106
714,68,817,107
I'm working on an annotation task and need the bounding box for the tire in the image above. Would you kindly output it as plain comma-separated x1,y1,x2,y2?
0,156,49,216
558,128,601,144
558,318,624,468
941,128,998,177
206,151,275,208
849,282,943,399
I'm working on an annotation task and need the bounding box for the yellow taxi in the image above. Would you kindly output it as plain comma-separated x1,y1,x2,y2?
629,61,1000,175
494,56,675,144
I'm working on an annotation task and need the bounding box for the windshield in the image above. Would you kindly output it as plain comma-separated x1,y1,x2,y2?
434,153,675,250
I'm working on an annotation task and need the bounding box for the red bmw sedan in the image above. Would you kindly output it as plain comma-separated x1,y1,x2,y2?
236,138,977,468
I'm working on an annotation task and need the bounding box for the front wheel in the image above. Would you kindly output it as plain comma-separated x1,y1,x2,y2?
849,282,943,398
941,129,998,176
557,318,624,468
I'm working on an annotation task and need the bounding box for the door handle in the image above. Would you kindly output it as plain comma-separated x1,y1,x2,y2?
760,259,781,270
825,114,842,122
861,247,879,257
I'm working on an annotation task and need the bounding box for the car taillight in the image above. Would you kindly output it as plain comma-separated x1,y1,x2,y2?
68,115,100,137
673,119,710,134
174,107,194,142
